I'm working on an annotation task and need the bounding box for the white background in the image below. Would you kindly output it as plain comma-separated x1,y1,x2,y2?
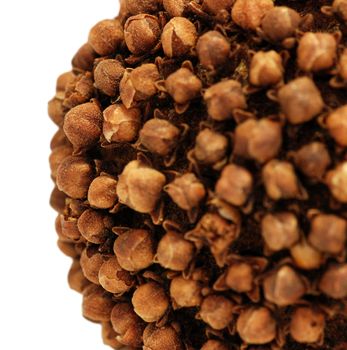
0,1,120,349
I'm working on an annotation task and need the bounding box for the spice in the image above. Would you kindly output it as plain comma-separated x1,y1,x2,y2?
262,160,307,200
63,73,94,109
236,307,276,344
263,265,306,306
204,80,247,121
48,98,65,126
297,32,337,72
326,162,347,202
114,229,155,272
261,212,299,252
87,175,118,209
80,247,104,284
56,156,95,199
261,6,301,42
202,0,234,16
326,105,347,146
233,118,282,163
332,0,347,21
290,307,325,344
161,17,197,57
55,216,68,241
292,142,331,180
215,164,253,206
125,0,160,15
199,295,234,330
156,231,195,271
50,187,67,214
132,282,169,322
278,77,324,124
225,262,254,293
110,303,144,347
163,0,190,17
110,302,145,347
319,264,347,299
50,128,70,150
101,322,123,349
186,212,240,267
50,1,347,348
57,240,79,258
60,215,81,241
68,260,90,293
165,173,206,211
196,31,231,70
193,132,227,171
124,14,161,55
63,101,103,151
143,323,184,350
139,119,180,156
120,63,160,108
67,199,86,217
77,209,113,244
49,144,73,179
72,43,97,72
116,160,166,213
201,340,230,350
88,19,124,56
231,0,274,31
103,103,141,143
165,68,202,105
290,240,324,270
338,48,347,80
170,276,202,308
98,256,134,294
56,71,75,98
82,284,114,322
308,214,346,255
94,59,125,97
249,51,283,86
213,258,265,296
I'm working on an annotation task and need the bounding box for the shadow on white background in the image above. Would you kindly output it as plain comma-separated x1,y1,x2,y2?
0,1,127,349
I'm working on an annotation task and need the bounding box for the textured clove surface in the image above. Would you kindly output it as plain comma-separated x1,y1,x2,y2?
49,1,347,349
